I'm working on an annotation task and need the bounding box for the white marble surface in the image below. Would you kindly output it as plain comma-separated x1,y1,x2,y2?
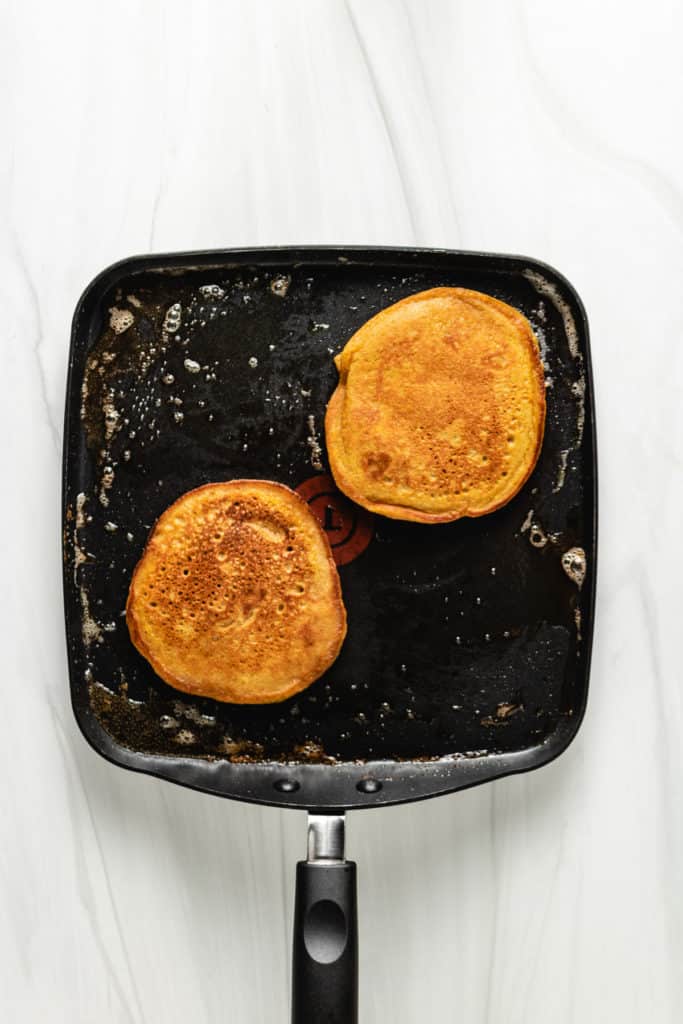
2,1,682,1021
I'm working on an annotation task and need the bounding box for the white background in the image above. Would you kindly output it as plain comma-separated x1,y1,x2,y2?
2,2,682,1021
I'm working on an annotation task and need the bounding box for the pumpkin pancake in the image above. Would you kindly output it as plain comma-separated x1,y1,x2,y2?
325,287,545,523
126,481,346,703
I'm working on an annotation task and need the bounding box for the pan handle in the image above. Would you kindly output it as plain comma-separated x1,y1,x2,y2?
291,814,358,1024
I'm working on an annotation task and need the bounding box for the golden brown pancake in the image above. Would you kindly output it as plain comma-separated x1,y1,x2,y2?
126,481,346,703
325,287,545,523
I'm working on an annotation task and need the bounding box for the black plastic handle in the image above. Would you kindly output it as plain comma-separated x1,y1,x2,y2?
291,860,358,1024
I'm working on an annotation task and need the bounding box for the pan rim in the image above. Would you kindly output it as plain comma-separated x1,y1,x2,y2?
63,244,597,811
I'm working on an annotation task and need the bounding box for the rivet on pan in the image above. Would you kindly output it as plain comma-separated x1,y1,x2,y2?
356,779,382,794
274,778,300,793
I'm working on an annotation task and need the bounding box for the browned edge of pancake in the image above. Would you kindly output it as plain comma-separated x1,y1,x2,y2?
126,480,347,703
325,288,546,523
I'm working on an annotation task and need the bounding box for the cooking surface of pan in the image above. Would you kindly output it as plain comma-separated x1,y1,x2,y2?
63,247,596,810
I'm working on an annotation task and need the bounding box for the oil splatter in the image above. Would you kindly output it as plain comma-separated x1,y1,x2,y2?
553,450,570,493
162,303,182,335
99,465,115,507
523,271,580,359
529,522,548,548
73,492,88,583
270,274,291,298
103,389,121,442
109,307,134,334
80,588,103,647
199,284,225,300
562,547,586,588
481,703,523,727
306,414,323,470
571,378,586,444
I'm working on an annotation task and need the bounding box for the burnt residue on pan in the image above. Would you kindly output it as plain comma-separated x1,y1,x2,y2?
65,256,591,764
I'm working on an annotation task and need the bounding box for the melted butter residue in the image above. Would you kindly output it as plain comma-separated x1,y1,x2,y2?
73,493,103,647
553,450,570,493
73,492,87,583
521,510,559,549
480,702,524,727
80,589,103,647
103,388,121,442
99,465,115,507
574,606,582,642
529,523,549,548
524,271,580,359
562,547,586,588
270,274,291,298
291,741,336,764
306,414,324,470
162,302,182,335
524,269,586,446
571,377,586,444
199,284,226,300
109,307,135,334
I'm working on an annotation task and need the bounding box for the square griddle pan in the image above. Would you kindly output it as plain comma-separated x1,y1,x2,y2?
63,246,596,1023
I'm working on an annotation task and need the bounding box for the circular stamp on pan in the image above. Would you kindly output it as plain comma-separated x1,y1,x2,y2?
296,474,374,566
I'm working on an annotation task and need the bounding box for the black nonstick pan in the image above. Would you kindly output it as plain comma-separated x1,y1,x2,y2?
63,246,596,1023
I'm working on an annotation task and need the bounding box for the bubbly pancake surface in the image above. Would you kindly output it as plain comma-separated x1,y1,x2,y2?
325,287,546,523
126,481,347,703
